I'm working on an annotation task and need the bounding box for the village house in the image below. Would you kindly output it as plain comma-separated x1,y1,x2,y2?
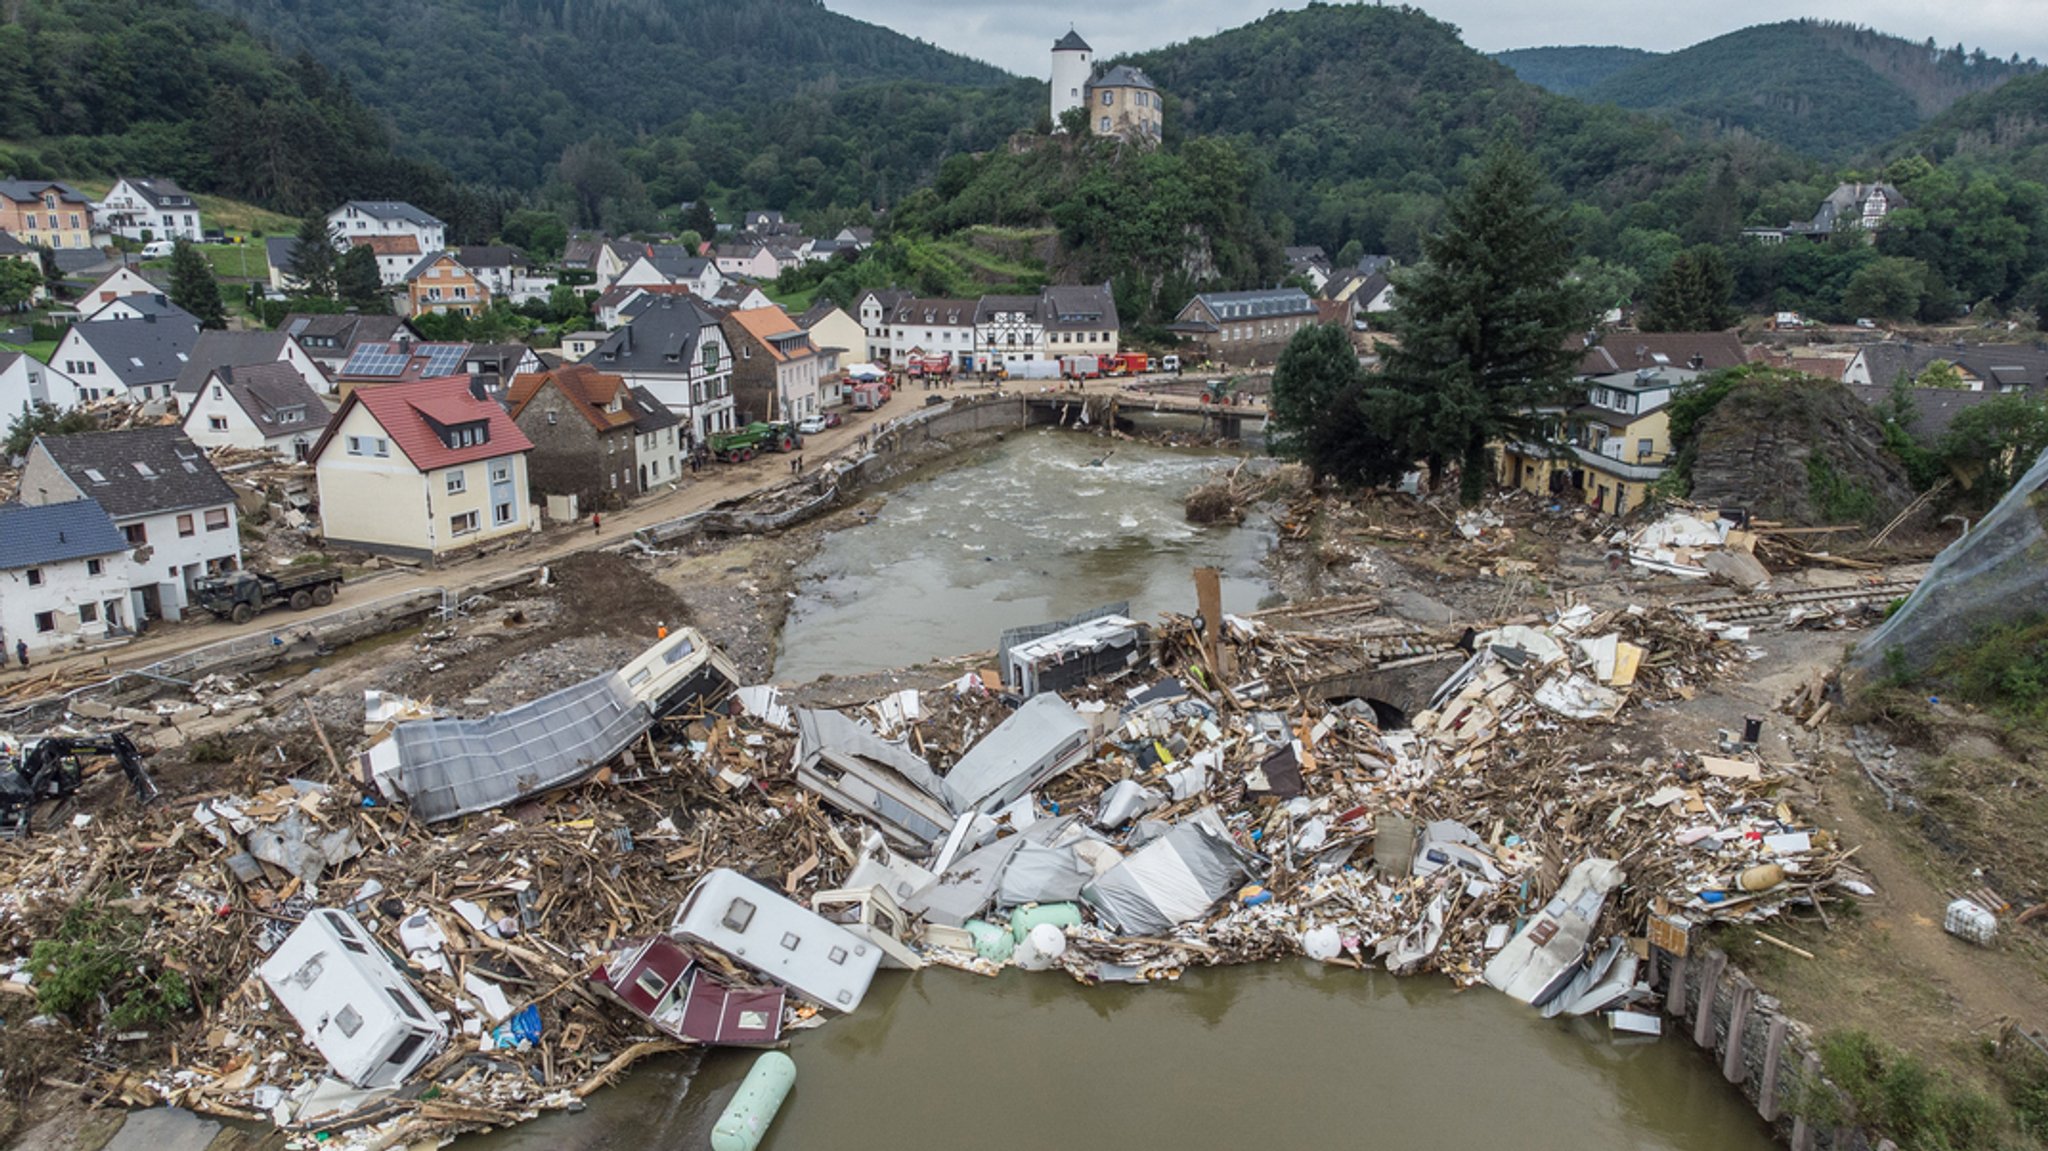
404,252,490,318
886,297,976,367
854,289,909,362
506,364,681,510
96,177,203,243
1499,366,1700,517
1284,246,1332,293
278,313,420,379
587,294,734,448
1742,181,1908,244
798,302,865,385
460,342,546,406
327,201,446,255
614,250,724,297
0,351,83,419
76,265,159,309
713,242,785,281
0,499,135,657
349,235,425,287
1575,331,1749,377
52,307,201,403
265,236,303,293
309,375,535,561
722,305,831,424
973,295,1044,370
1842,341,2048,392
1039,284,1120,362
19,427,242,622
0,231,46,302
591,239,646,293
171,330,329,405
1167,288,1316,360
179,362,334,460
450,245,555,304
558,331,609,363
0,180,94,250
84,292,189,324
334,339,473,401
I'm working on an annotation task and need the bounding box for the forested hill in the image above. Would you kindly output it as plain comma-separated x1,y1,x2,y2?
195,0,1017,188
1493,46,1659,95
1122,4,1790,259
1579,21,2034,159
1898,71,2048,184
0,0,458,219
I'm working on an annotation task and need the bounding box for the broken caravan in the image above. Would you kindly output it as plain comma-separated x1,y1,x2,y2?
672,868,883,1011
590,935,786,1046
259,909,446,1089
360,627,740,822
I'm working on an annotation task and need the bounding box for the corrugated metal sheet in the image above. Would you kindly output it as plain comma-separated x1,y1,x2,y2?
384,673,648,822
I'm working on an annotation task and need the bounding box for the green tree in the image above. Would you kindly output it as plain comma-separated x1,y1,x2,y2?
288,215,337,298
1842,256,1926,322
1269,323,1384,482
683,199,717,239
1371,142,1595,503
1335,239,1364,269
5,400,96,455
335,245,384,310
0,258,41,311
1940,393,2048,499
1913,359,1967,389
168,240,226,329
1639,245,1737,331
499,208,568,259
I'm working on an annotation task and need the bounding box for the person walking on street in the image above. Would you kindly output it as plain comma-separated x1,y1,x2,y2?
15,639,26,669
592,512,602,535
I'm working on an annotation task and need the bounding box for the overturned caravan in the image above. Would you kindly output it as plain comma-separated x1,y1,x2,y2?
360,628,740,822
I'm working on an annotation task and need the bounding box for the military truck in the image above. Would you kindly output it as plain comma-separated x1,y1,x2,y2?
193,567,344,624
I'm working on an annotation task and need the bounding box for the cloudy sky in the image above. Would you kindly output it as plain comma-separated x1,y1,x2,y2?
825,0,2048,75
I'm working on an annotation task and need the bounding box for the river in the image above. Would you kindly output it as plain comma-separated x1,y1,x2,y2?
772,429,1274,683
474,965,1774,1151
474,433,1776,1150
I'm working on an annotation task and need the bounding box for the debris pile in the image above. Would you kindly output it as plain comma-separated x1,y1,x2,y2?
0,584,1872,1144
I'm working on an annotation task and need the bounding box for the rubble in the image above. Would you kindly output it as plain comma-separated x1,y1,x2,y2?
0,554,1878,1146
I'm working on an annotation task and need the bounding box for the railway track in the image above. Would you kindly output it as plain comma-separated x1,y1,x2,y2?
1674,579,1921,624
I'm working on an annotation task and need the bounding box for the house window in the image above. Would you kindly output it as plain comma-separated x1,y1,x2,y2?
34,611,54,633
546,410,557,425
346,436,390,457
446,469,466,495
78,602,97,624
1101,91,1113,106
25,568,42,587
493,500,514,526
1637,438,1654,458
205,508,229,531
701,343,719,371
490,462,510,484
123,523,147,546
177,513,195,537
85,559,101,575
1100,116,1111,133
208,416,228,432
450,510,480,536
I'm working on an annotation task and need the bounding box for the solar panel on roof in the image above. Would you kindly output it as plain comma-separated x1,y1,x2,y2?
418,345,466,377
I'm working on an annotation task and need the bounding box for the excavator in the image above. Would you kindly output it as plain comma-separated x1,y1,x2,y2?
0,731,161,836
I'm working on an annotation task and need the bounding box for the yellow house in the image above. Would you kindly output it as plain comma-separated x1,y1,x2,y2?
0,180,93,250
308,375,535,561
1087,65,1163,140
1499,368,1695,517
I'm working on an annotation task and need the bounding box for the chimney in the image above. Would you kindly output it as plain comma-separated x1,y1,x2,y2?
144,313,156,324
397,336,413,354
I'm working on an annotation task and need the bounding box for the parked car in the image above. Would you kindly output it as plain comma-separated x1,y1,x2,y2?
202,229,227,244
823,411,843,429
797,414,829,435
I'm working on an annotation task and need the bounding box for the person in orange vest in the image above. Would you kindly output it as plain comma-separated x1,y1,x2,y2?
592,511,602,534
657,622,669,640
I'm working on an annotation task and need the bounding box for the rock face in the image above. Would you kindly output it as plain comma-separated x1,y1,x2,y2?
1852,443,2048,679
1688,378,1915,527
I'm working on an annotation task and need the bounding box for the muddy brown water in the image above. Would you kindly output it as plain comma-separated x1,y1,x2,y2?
771,429,1274,683
470,433,1778,1150
469,965,1775,1150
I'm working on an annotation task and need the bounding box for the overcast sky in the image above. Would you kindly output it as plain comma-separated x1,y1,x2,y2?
825,0,2048,76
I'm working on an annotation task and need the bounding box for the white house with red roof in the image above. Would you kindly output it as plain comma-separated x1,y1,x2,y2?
308,375,536,561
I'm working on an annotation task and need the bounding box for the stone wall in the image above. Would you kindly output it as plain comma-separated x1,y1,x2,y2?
1661,945,1876,1151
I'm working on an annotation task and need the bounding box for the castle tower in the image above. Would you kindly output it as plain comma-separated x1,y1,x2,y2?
1050,29,1092,128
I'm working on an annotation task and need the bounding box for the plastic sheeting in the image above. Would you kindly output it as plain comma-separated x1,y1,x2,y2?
1082,812,1253,936
996,842,1094,906
1853,443,2048,679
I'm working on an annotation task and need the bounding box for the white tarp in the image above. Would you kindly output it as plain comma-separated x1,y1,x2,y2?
1082,812,1252,936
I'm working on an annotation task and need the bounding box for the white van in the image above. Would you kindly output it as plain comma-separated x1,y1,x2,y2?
140,240,177,259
